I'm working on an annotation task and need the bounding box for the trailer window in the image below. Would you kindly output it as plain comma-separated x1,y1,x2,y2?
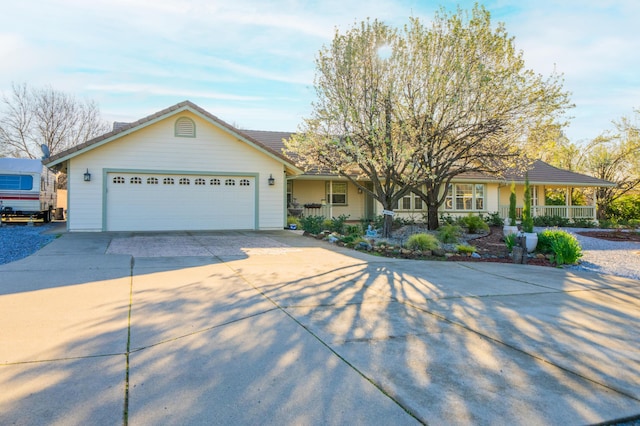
0,175,34,190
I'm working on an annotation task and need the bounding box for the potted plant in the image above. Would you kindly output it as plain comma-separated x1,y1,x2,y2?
521,173,538,252
503,182,519,237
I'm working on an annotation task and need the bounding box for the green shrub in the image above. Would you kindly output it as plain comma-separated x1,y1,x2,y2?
404,233,440,251
483,212,504,227
328,214,349,233
300,215,325,235
533,215,570,228
606,194,640,222
551,237,582,265
504,233,517,251
571,218,597,228
522,173,534,233
509,182,517,226
628,219,640,229
537,229,582,265
439,213,456,225
456,244,476,254
437,224,463,243
345,224,362,236
460,214,490,234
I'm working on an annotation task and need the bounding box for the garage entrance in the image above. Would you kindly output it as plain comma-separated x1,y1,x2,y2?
106,173,255,231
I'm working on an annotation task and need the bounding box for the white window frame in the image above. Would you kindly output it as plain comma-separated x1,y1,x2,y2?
444,183,486,211
326,181,347,205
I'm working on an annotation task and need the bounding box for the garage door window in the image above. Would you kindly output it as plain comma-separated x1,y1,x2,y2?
113,176,125,184
195,178,206,185
240,179,250,186
163,178,174,185
211,178,221,186
225,179,235,186
130,177,142,184
179,178,190,185
147,177,158,184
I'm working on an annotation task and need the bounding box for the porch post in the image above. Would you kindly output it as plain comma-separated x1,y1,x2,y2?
566,186,571,219
329,180,333,219
592,187,597,221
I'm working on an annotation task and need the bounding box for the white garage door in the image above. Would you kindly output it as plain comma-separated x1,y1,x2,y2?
106,173,255,231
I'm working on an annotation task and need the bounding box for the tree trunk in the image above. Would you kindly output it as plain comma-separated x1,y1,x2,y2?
427,203,439,230
382,213,394,238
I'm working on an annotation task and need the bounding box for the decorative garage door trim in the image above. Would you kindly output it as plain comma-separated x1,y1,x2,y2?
102,168,259,231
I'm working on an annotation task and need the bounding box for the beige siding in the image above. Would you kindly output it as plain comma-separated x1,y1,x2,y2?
289,179,366,220
67,111,285,231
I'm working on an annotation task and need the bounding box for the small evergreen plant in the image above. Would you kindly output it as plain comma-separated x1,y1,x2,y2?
522,173,534,233
508,182,517,226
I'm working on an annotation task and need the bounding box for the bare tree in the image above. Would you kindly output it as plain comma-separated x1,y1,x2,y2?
0,83,110,159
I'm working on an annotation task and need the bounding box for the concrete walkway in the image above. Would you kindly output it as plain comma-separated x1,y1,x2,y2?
0,230,639,425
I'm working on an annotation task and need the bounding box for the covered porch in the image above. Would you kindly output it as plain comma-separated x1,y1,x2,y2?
496,160,616,222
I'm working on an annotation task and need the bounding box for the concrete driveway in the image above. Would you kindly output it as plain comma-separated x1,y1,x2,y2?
0,230,639,425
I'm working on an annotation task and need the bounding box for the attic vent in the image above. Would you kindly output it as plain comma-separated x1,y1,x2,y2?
175,117,196,138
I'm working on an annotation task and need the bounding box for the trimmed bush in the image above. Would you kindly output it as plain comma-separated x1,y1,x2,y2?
437,224,463,243
460,214,489,234
456,244,476,254
570,218,597,228
484,212,504,227
533,215,570,228
404,233,440,251
300,215,325,235
537,229,582,265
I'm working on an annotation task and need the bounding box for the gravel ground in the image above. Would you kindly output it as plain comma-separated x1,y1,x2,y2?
542,227,640,281
0,223,57,265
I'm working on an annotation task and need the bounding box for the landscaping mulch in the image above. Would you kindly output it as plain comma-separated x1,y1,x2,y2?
576,230,640,242
450,226,554,267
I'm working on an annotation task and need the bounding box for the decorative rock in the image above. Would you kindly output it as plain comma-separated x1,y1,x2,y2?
471,252,481,258
401,248,412,255
432,248,446,257
357,241,372,251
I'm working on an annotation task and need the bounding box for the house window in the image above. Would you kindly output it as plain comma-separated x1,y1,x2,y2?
113,176,125,184
210,178,221,186
130,177,142,184
179,178,190,185
175,117,196,138
445,184,485,211
395,193,425,211
287,181,293,205
239,179,250,186
163,177,175,185
0,175,33,190
147,177,158,185
195,178,206,185
225,179,235,186
326,182,347,205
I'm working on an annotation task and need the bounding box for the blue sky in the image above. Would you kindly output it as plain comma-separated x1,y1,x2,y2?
1,0,638,142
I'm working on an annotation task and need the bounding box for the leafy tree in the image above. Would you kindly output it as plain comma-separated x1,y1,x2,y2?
285,20,416,237
286,6,572,232
0,83,110,159
581,112,640,219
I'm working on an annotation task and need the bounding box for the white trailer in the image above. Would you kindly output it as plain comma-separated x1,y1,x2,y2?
0,158,57,223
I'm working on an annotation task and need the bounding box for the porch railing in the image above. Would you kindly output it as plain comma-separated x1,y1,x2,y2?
498,205,595,220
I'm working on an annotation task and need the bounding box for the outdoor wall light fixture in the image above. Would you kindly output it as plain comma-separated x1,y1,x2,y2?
83,169,91,182
268,174,275,186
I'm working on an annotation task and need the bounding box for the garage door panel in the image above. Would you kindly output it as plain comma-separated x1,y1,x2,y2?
107,173,255,231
